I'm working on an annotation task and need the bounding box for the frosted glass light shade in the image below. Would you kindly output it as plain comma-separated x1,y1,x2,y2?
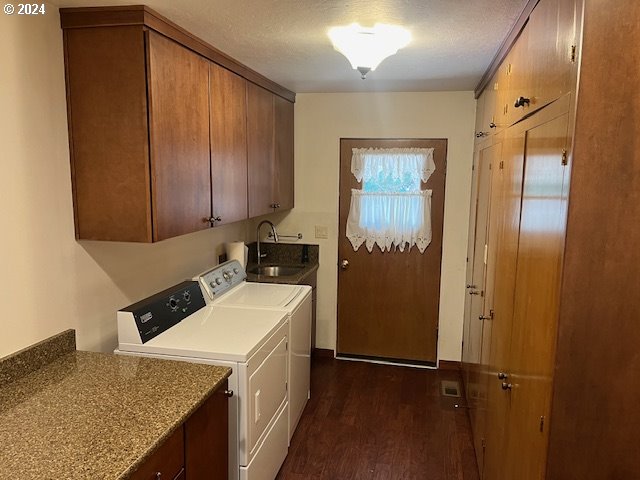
328,23,411,75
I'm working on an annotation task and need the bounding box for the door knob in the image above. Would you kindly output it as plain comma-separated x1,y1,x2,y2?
501,382,513,391
340,259,349,270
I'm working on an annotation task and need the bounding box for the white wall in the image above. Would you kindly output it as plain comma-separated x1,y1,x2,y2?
0,6,249,357
274,92,475,361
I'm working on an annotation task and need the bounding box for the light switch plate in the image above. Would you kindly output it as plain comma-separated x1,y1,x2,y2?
315,225,329,239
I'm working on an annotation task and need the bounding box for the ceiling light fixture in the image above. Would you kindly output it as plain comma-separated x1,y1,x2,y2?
328,23,411,79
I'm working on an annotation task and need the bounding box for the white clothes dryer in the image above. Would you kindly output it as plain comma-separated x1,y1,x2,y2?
196,260,312,443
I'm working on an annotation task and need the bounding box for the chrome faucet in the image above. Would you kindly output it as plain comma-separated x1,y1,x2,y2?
257,220,279,266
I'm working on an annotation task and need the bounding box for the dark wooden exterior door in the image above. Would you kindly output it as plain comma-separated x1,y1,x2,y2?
337,138,447,364
146,31,211,241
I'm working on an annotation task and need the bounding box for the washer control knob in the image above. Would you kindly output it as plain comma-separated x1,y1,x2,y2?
215,277,223,285
233,268,239,274
183,291,191,302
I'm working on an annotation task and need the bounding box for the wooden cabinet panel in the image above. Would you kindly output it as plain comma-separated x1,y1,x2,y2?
526,0,578,112
185,381,229,480
130,426,184,480
482,126,525,480
504,27,531,125
64,26,152,242
503,112,569,480
462,137,501,474
274,95,294,211
210,63,248,226
147,31,211,241
247,83,275,218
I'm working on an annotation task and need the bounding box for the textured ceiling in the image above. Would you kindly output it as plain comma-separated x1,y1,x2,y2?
53,0,529,93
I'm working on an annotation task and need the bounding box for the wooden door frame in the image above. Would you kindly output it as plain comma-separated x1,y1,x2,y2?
336,138,448,366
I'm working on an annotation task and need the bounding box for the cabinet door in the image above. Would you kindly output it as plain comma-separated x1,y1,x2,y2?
185,381,229,479
65,26,152,242
247,83,275,218
210,63,248,226
527,0,578,111
506,27,532,124
147,31,211,241
463,138,502,475
482,126,525,480
130,426,184,480
274,95,294,210
503,111,569,480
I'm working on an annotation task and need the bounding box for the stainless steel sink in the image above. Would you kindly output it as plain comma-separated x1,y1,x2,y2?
248,265,305,277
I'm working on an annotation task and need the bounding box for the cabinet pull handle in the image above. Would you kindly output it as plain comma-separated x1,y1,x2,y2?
224,389,234,397
501,382,513,391
213,216,222,223
514,96,531,108
155,472,162,479
489,122,497,129
270,203,281,209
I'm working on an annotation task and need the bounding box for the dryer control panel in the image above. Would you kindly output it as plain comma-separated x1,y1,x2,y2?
197,260,247,302
118,281,205,343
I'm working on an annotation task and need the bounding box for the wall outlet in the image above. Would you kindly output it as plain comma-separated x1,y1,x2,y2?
315,225,329,239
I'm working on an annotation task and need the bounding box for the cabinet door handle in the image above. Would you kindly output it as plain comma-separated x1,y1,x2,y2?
213,216,222,223
489,122,497,129
224,389,234,397
155,472,162,479
514,96,531,108
501,382,513,391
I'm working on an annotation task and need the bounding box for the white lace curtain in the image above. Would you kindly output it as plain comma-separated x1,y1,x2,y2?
346,148,435,253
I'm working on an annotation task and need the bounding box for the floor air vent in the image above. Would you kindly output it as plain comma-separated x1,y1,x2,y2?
441,380,461,398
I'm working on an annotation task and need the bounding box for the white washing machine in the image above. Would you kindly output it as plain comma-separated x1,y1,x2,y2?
116,280,289,480
196,260,312,442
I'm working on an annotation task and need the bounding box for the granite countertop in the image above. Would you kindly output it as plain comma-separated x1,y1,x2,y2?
0,347,230,479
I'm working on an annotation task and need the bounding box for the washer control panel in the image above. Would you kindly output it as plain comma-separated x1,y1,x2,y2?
119,281,206,343
198,260,247,301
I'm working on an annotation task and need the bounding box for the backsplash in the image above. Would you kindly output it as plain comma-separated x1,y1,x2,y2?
247,242,319,265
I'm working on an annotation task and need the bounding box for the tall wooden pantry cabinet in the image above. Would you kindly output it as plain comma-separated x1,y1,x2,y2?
462,0,640,478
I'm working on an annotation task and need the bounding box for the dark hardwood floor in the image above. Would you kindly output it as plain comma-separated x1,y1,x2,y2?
276,356,480,480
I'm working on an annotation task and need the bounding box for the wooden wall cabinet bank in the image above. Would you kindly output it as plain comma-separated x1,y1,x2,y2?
130,380,229,480
61,6,295,242
464,0,640,479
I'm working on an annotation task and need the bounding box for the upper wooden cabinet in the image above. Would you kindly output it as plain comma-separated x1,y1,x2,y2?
247,84,295,217
247,83,276,218
478,0,578,131
274,95,295,211
147,31,212,241
60,6,295,242
209,63,248,227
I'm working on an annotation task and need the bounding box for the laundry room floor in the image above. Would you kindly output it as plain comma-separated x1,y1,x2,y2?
276,356,480,480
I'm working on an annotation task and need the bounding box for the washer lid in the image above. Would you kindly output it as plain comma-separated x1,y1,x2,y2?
119,306,287,363
216,282,308,309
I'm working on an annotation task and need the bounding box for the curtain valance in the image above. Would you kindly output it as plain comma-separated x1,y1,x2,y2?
351,147,436,183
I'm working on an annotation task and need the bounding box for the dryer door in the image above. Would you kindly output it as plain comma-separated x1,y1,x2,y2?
247,326,288,456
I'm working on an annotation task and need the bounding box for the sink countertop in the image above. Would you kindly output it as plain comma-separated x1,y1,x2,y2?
246,262,318,285
0,332,230,480
245,241,319,285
